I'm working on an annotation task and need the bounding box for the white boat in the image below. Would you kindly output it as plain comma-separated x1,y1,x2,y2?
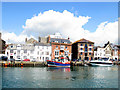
89,58,113,66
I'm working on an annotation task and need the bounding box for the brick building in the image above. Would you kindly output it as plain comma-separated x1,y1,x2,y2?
72,38,94,61
0,33,6,54
48,33,72,60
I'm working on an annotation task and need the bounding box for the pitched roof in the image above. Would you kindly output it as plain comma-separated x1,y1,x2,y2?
35,42,50,46
50,38,71,44
26,38,38,44
73,38,94,44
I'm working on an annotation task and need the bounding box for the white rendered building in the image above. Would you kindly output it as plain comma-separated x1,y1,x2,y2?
34,43,51,62
94,46,105,60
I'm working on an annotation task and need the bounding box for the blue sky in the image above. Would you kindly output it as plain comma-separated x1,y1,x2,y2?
2,2,118,35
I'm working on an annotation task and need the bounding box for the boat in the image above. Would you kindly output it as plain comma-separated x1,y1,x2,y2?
89,58,113,66
47,56,71,67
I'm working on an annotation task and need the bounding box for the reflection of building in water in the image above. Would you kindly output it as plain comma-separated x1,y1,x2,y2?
47,67,71,80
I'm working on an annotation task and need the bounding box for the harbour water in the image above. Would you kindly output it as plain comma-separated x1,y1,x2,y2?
1,65,119,88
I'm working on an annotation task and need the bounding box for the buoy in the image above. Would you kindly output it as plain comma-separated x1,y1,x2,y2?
5,63,7,67
21,63,23,66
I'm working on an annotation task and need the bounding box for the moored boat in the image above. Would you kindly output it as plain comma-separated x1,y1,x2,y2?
89,58,113,66
47,56,70,67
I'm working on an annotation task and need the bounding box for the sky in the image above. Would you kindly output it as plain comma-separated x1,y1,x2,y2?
0,2,118,46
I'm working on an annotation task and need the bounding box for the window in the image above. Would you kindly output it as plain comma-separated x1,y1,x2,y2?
55,51,59,56
46,52,49,55
7,52,9,55
30,50,34,54
30,56,33,59
89,44,91,46
23,56,27,59
42,46,44,49
55,41,58,43
38,46,39,49
11,45,13,48
46,57,49,60
65,51,68,56
89,53,91,55
81,52,82,55
81,44,83,46
37,51,39,55
10,50,13,53
64,42,67,44
40,57,41,60
55,57,59,59
24,50,27,53
65,46,67,49
17,56,20,59
17,50,20,54
81,48,83,50
43,57,44,60
89,48,91,51
42,52,44,55
56,46,58,49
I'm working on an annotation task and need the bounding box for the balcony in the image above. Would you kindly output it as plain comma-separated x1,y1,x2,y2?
79,46,84,48
79,50,84,52
88,46,93,48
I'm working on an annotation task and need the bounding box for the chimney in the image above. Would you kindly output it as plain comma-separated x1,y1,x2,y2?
25,38,27,42
47,35,50,43
38,37,41,42
68,37,70,40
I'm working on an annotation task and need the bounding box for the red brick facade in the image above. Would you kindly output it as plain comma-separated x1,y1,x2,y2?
51,42,72,60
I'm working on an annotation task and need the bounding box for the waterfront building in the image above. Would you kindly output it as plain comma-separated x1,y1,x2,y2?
94,46,105,60
48,33,72,61
72,38,94,61
94,41,119,60
103,41,113,59
0,33,6,54
34,42,51,62
5,43,35,61
118,45,120,61
112,45,119,60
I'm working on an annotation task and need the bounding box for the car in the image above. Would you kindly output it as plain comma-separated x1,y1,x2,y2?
0,56,8,61
23,59,30,61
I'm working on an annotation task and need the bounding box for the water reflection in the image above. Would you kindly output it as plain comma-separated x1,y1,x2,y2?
2,66,118,88
47,67,71,72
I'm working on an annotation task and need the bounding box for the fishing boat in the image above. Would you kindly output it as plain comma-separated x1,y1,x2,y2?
47,55,71,67
89,58,113,66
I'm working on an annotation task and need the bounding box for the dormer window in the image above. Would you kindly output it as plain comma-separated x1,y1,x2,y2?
55,41,58,43
64,42,67,44
11,45,13,48
56,46,58,49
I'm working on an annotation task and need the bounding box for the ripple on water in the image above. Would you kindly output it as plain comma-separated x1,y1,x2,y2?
2,66,118,88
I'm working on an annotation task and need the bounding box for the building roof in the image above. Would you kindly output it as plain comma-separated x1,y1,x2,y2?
26,38,38,44
73,38,94,44
50,38,71,44
35,42,51,46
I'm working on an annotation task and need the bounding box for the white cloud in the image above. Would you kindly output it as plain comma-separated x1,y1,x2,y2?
0,30,36,44
1,10,118,46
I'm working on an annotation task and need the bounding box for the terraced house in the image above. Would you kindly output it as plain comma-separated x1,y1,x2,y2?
72,38,94,61
48,33,72,61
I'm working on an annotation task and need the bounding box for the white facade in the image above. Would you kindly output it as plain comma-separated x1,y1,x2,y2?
94,42,119,60
5,43,52,62
112,46,118,60
94,47,105,59
34,44,51,62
